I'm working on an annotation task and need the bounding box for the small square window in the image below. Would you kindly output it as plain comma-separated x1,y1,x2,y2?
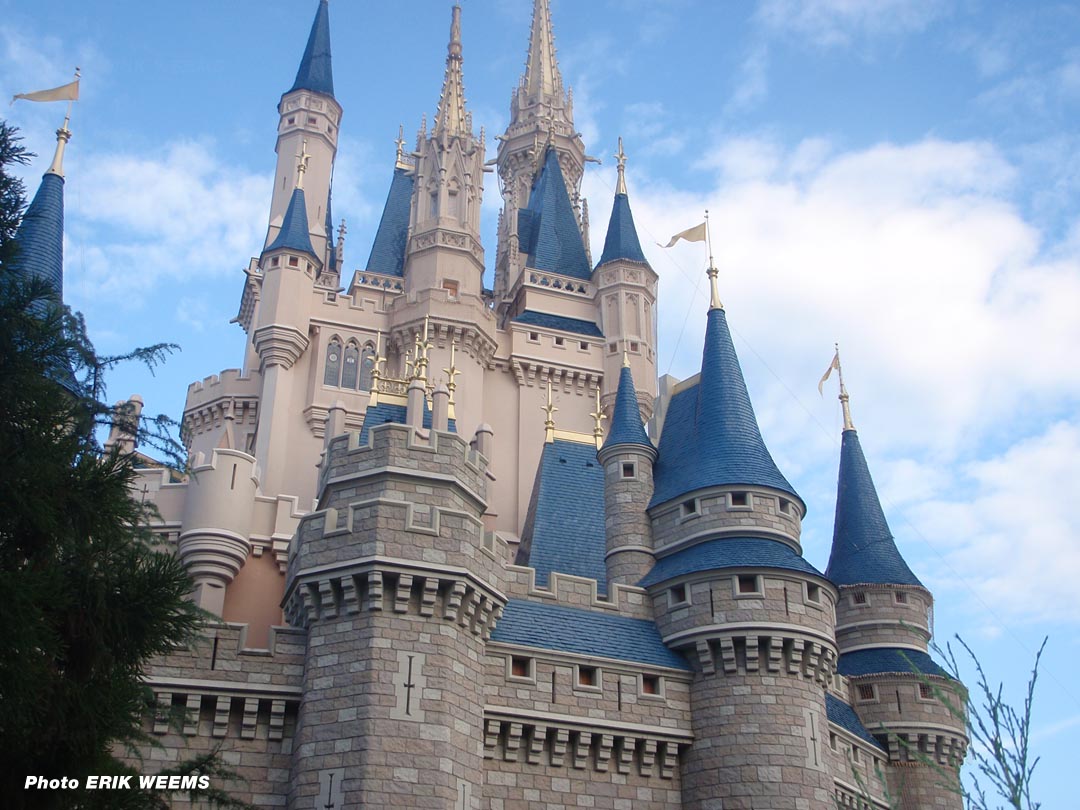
307,116,317,125
271,256,280,267
852,591,868,605
806,583,821,603
641,674,661,695
630,341,639,352
895,591,908,604
608,342,617,354
510,655,533,679
669,583,688,605
580,342,589,350
528,331,539,342
288,256,299,267
577,665,598,688
858,684,876,701
919,683,934,700
442,279,459,298
737,574,760,595
680,498,699,518
554,336,565,347
621,462,636,479
286,116,296,125
730,492,749,507
779,498,792,515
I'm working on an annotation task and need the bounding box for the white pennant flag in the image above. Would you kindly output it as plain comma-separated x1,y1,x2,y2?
11,78,80,106
659,222,707,248
817,350,840,395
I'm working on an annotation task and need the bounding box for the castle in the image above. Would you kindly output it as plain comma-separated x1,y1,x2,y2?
14,1,969,807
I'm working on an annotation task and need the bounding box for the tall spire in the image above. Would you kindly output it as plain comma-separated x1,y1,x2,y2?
596,138,647,267
290,0,334,98
523,0,564,106
433,6,470,139
826,429,923,587
13,116,69,301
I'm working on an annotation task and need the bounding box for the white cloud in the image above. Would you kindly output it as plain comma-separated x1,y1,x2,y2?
757,0,948,48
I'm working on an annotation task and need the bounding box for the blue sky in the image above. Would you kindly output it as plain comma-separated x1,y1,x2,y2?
4,0,1079,803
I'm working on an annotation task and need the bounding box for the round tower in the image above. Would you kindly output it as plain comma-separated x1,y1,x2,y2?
597,358,656,586
645,283,838,810
178,447,259,615
825,372,967,808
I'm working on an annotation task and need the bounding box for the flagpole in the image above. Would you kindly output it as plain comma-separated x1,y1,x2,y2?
704,209,722,310
704,209,715,271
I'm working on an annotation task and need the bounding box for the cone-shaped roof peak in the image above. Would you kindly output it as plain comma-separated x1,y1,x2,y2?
289,0,334,98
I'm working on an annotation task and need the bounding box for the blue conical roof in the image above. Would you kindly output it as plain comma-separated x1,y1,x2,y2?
604,364,651,450
597,192,646,267
289,0,334,98
365,166,415,278
826,429,923,587
13,172,65,301
266,187,316,258
517,148,591,280
650,307,799,507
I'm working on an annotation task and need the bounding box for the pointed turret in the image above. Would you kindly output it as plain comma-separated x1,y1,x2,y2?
651,290,799,509
597,140,647,267
827,428,922,587
289,0,334,98
13,117,70,302
265,187,316,259
516,148,590,280
433,6,470,139
265,0,341,261
604,360,651,450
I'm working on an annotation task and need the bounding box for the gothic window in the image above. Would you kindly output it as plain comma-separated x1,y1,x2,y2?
341,342,360,389
324,339,342,386
359,344,376,390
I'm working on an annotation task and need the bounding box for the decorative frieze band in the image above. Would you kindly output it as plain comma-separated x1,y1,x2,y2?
691,633,837,685
148,691,296,742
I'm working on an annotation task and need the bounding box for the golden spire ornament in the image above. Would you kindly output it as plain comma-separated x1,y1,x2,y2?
541,381,558,443
590,385,606,449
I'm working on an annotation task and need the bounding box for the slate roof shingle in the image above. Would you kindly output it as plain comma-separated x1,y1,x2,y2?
597,192,647,267
826,693,886,750
826,429,923,587
603,364,652,450
289,0,335,98
650,307,799,507
492,599,689,670
512,309,603,338
518,149,591,281
638,538,823,588
358,401,456,444
266,187,317,258
838,648,951,679
365,167,415,278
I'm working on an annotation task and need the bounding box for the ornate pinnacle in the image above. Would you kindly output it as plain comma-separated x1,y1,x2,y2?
416,316,432,380
296,139,312,190
442,337,461,402
542,381,558,443
590,386,606,449
614,136,628,195
836,343,855,431
395,124,408,169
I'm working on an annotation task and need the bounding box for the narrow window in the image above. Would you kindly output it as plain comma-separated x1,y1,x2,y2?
806,583,821,603
621,462,635,479
341,343,360,389
670,583,688,605
895,591,908,604
288,255,299,267
829,733,838,751
528,331,539,342
578,666,598,687
554,336,565,347
510,656,532,679
641,674,661,695
324,340,342,387
737,574,760,594
779,498,792,515
852,591,868,605
630,341,640,352
359,344,376,390
680,498,698,517
608,342,617,354
858,684,876,701
271,256,280,267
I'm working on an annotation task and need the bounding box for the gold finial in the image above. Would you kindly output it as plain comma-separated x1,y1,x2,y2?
442,337,460,401
704,209,723,310
622,350,630,369
542,381,558,443
46,112,73,178
338,218,347,243
836,343,854,431
590,385,607,449
296,139,312,190
614,136,628,195
394,124,409,169
368,332,386,406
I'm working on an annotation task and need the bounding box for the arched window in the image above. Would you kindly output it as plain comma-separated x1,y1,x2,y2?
359,344,376,391
324,339,342,386
341,342,360,389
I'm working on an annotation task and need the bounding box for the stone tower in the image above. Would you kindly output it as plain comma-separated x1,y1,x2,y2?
640,278,839,810
825,382,967,808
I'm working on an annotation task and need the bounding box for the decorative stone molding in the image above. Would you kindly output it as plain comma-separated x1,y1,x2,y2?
252,324,310,369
